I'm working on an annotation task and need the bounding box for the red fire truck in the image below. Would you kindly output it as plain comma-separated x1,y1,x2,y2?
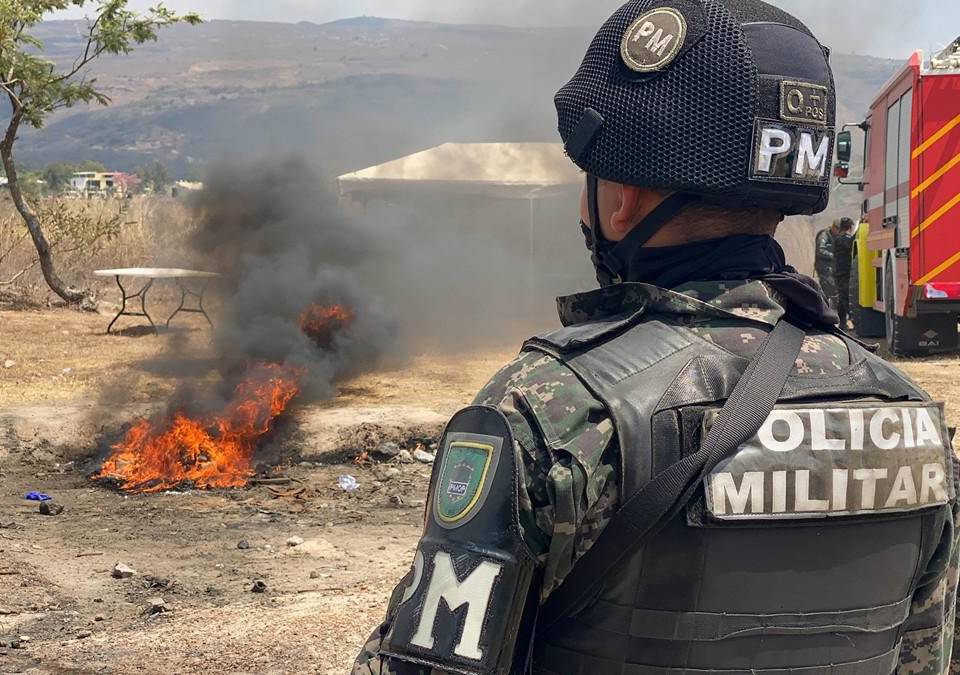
836,37,960,356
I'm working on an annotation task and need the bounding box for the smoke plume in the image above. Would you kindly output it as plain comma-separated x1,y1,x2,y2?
188,157,399,402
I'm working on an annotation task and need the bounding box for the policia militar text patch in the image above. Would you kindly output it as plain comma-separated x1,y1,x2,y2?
704,402,955,521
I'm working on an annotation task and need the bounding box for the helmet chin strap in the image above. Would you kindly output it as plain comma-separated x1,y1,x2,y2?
585,174,622,286
586,174,698,287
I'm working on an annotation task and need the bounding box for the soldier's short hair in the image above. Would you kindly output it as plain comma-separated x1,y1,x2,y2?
663,204,782,244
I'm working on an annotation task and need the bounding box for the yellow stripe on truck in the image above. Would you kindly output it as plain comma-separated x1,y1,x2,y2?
917,250,960,286
913,153,960,199
912,192,960,238
913,113,960,159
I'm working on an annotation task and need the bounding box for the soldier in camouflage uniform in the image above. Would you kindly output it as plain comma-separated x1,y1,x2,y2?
354,1,960,673
815,221,840,305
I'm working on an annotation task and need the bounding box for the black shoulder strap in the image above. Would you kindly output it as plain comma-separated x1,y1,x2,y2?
537,319,807,632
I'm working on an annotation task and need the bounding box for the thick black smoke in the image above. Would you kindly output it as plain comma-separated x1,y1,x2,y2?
188,157,399,401
199,158,588,358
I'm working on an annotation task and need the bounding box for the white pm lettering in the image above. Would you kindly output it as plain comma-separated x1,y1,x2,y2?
757,127,792,173
632,21,675,57
756,126,830,179
795,133,830,177
410,552,502,661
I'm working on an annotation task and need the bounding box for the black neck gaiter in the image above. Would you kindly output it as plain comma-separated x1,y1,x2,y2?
591,232,840,329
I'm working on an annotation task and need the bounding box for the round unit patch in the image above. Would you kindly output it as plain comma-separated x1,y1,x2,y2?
621,7,687,73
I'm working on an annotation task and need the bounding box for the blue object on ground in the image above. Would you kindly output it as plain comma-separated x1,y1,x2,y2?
24,492,52,502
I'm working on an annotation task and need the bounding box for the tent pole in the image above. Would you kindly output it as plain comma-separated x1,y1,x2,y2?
529,196,536,308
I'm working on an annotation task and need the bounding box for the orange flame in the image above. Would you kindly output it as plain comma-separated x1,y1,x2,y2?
299,303,354,348
95,303,354,494
95,363,301,493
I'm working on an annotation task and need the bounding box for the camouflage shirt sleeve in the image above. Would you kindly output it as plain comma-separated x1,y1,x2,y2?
897,493,960,674
352,351,619,672
474,351,618,598
816,230,835,264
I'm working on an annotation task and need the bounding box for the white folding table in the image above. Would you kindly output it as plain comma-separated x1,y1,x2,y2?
93,268,220,335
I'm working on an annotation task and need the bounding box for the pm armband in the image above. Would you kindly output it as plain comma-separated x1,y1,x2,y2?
380,406,538,675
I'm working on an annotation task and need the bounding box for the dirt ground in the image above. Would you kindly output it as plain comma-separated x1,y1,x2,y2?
0,306,511,674
2,306,960,674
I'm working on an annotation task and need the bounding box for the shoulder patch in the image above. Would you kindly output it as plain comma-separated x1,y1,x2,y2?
434,434,502,528
382,406,537,674
621,8,687,73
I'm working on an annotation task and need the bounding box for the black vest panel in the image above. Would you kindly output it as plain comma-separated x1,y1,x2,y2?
524,316,949,675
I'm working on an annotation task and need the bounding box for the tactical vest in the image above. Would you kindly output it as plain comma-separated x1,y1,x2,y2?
523,310,954,675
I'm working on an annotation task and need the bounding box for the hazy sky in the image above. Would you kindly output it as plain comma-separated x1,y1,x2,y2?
49,0,958,60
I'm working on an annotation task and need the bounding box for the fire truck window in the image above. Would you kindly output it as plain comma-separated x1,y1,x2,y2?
898,90,913,193
896,90,914,243
885,99,900,218
864,126,871,170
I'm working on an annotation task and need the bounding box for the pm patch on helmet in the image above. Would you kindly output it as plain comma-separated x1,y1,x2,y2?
621,8,687,73
750,120,833,186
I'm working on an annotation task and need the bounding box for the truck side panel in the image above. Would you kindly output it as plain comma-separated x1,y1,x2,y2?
912,74,960,287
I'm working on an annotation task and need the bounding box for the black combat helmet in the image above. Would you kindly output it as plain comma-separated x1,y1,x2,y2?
557,0,836,218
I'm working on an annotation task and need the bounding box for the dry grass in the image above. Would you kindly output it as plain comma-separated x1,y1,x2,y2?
0,194,199,305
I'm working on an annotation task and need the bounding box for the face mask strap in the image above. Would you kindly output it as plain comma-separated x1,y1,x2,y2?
586,174,623,286
612,192,699,257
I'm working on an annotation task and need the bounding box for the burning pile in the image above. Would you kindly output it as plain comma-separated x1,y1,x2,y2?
95,303,353,493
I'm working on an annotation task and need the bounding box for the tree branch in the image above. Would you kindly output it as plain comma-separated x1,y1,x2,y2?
70,11,106,74
52,42,110,86
0,228,30,264
0,259,39,287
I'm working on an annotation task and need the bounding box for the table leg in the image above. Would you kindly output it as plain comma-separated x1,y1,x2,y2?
166,279,214,329
166,282,187,327
106,276,157,336
198,281,213,328
140,280,157,334
106,275,127,335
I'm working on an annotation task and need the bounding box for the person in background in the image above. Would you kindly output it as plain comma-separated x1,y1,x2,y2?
833,217,856,328
815,220,840,307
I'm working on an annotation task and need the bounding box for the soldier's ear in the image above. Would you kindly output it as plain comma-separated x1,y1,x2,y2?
611,185,669,238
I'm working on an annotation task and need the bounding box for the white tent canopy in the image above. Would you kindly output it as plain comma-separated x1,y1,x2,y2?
337,142,583,201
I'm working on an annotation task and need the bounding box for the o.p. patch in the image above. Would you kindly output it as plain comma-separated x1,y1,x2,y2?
621,7,687,73
434,433,503,529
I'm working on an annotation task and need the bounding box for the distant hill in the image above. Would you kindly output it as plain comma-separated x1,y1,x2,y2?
14,18,902,274
19,18,900,180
